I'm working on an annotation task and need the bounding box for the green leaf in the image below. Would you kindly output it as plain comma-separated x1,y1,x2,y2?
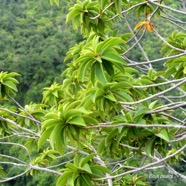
104,92,117,102
115,91,133,102
79,59,94,82
111,81,132,90
81,174,92,186
95,62,107,84
102,60,114,76
134,106,147,121
68,116,86,127
156,129,170,142
90,168,104,178
98,0,108,10
42,119,61,130
102,52,126,65
50,124,63,153
106,129,117,145
183,66,186,74
96,37,125,54
0,84,6,98
57,171,73,186
90,165,110,174
149,100,159,110
66,163,78,171
90,89,104,103
74,154,80,167
165,66,176,78
81,163,92,174
80,154,95,167
65,108,90,120
97,139,105,154
38,127,53,149
83,116,97,125
67,176,75,186
145,137,156,157
3,81,18,92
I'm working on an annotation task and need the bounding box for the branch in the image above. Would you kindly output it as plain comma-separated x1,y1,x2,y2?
94,144,186,180
153,29,186,53
0,168,31,183
0,107,42,124
133,78,186,89
85,123,186,129
147,0,186,15
119,78,186,105
126,52,186,66
0,116,39,137
147,102,186,114
155,150,186,183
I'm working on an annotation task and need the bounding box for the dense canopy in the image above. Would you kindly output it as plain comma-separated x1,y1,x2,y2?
0,0,186,186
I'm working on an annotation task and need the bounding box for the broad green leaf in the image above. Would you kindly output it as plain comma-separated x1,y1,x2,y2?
66,163,78,171
79,59,94,82
83,116,97,125
116,127,129,146
3,81,18,92
115,91,133,102
38,127,53,149
183,66,186,74
81,174,92,186
95,62,107,84
105,129,117,145
140,78,153,85
90,89,104,103
134,106,147,121
74,154,80,166
165,66,176,78
111,81,132,90
45,112,58,119
149,100,159,110
104,92,117,102
145,137,156,157
0,84,6,98
96,37,125,54
82,98,94,109
65,108,90,119
102,60,114,76
42,119,61,129
90,165,110,174
68,116,86,127
156,129,170,142
79,154,95,167
81,163,92,174
49,123,63,152
5,72,20,78
102,52,126,65
67,176,75,186
98,0,107,10
97,139,105,154
90,168,104,178
57,171,73,186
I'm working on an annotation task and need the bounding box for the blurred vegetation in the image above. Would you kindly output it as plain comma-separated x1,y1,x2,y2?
0,0,82,104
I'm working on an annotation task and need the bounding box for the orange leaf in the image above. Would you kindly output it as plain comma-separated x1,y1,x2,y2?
134,21,147,31
146,22,154,32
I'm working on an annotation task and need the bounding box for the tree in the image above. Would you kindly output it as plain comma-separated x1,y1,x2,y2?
0,0,186,185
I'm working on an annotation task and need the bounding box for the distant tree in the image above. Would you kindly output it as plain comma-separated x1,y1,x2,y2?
0,0,186,186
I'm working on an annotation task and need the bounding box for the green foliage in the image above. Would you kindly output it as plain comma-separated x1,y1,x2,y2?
57,154,110,186
163,32,186,80
0,71,20,99
0,0,79,104
1,0,186,186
